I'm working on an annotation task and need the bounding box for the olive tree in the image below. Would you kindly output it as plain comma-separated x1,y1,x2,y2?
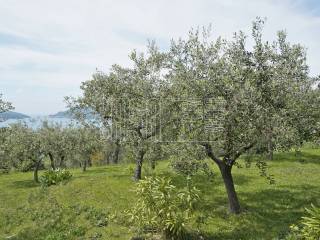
70,126,103,172
0,93,13,115
67,43,172,180
166,19,313,213
0,94,14,170
0,127,11,172
6,123,44,182
39,121,74,169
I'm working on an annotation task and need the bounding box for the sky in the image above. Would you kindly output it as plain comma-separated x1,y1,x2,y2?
0,0,320,115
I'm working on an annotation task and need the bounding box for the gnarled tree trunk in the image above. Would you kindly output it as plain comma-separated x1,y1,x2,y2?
204,143,241,214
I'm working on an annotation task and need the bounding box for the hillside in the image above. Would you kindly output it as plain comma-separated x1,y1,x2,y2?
0,111,30,121
49,109,95,119
0,148,319,239
48,110,72,118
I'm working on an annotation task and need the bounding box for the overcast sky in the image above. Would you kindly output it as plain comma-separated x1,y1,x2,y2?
0,0,319,115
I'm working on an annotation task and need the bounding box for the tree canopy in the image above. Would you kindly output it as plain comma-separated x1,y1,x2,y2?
67,18,319,213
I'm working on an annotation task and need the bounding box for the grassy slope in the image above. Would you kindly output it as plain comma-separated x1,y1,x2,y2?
0,148,319,239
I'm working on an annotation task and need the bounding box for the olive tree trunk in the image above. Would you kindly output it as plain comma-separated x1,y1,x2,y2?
59,155,65,168
151,158,156,170
133,149,145,181
48,152,55,170
112,143,120,164
218,162,241,214
82,159,87,172
33,160,41,183
267,138,273,160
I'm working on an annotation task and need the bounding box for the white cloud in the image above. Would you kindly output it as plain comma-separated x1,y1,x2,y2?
0,0,319,114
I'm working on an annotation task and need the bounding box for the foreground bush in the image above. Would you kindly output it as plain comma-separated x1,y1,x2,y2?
286,204,320,240
127,176,200,239
39,169,72,187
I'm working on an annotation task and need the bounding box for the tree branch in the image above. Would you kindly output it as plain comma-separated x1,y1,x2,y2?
232,141,257,161
201,142,222,165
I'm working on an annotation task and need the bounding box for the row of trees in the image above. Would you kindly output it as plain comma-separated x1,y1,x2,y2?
1,19,319,214
67,19,320,213
0,122,104,182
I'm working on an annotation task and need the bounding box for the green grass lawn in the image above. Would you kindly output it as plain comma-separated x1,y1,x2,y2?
0,148,320,239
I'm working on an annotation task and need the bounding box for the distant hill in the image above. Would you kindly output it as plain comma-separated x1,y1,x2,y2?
0,111,30,121
49,110,72,118
49,109,95,119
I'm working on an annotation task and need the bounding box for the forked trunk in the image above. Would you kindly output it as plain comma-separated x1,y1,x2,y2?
218,162,241,214
133,149,145,181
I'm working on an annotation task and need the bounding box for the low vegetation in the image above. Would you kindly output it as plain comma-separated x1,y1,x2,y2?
0,148,320,239
39,169,72,187
127,176,200,239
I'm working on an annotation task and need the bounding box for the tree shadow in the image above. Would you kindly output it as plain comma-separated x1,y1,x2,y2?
203,184,320,239
274,151,320,164
9,180,38,189
80,168,108,175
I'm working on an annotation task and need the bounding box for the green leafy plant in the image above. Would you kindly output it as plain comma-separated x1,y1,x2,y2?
126,176,200,239
39,168,72,187
286,204,320,240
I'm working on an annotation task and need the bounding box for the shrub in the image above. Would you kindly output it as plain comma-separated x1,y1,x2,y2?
39,169,72,187
126,176,200,239
285,204,320,240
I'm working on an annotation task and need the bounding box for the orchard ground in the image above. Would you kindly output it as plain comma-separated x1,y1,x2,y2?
0,147,319,239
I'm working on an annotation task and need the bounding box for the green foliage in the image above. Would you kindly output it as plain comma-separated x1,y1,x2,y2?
286,204,320,240
70,126,104,171
39,121,75,169
171,159,214,180
126,176,200,239
0,93,13,114
0,127,11,173
66,19,320,212
39,169,72,187
4,123,45,182
169,143,211,177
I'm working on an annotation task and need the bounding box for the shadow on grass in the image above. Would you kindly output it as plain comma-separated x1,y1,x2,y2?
155,166,320,239
79,165,129,175
274,151,320,164
10,180,38,189
200,184,320,240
